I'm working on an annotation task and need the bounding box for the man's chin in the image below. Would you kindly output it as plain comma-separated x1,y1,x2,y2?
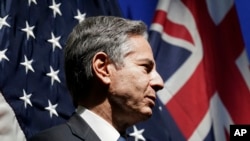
128,108,154,124
140,109,153,120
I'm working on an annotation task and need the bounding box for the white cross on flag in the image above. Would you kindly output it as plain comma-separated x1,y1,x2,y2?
146,0,250,140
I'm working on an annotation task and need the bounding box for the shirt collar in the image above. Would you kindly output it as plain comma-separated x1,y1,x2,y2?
77,106,120,141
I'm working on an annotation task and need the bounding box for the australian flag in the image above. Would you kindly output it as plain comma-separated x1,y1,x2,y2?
129,0,250,141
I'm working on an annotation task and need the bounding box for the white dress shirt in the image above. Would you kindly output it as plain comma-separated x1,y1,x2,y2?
77,106,120,141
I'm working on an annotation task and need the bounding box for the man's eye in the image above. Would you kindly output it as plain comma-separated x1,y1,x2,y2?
142,64,151,73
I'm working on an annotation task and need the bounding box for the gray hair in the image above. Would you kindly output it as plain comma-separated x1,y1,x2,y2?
64,16,147,105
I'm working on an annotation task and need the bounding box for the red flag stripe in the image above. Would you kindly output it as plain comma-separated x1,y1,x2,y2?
166,62,212,138
153,10,194,45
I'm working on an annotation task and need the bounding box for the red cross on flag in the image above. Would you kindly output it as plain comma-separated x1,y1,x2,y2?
149,0,250,140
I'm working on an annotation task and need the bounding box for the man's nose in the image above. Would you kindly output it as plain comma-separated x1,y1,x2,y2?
150,70,164,92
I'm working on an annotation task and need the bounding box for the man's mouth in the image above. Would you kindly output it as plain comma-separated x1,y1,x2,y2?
146,95,156,108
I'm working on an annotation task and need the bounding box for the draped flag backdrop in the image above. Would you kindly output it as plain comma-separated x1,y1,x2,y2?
0,0,121,140
123,0,250,140
149,0,250,140
1,0,250,141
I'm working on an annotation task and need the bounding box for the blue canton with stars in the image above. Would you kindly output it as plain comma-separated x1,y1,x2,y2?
0,0,122,139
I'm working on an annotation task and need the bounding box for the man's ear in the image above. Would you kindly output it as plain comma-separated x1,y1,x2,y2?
92,52,111,84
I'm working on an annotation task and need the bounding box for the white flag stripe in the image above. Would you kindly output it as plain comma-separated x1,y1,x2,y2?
0,92,26,141
188,93,233,141
236,49,250,91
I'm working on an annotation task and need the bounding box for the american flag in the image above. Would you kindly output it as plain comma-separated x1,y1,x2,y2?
129,0,250,140
0,0,121,140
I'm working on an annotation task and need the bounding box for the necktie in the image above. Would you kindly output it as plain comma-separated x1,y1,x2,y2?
117,136,126,141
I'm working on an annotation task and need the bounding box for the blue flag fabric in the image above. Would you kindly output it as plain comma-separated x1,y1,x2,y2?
0,0,121,140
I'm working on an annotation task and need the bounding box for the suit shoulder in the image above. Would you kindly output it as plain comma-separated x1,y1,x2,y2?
28,123,78,141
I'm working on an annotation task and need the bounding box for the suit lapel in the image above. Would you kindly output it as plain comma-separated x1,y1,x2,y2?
66,113,101,141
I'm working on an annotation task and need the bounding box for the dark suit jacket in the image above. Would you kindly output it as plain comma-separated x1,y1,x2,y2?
28,113,101,141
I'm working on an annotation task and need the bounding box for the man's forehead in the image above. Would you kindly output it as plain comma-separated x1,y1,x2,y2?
127,37,153,53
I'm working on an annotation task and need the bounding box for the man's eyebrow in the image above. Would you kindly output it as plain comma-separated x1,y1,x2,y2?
137,58,155,66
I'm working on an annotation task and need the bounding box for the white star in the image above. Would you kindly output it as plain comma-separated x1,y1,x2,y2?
49,0,62,18
45,100,58,118
0,15,10,29
129,126,146,141
19,89,32,108
46,66,61,85
74,10,86,23
21,21,35,40
159,106,162,111
47,32,62,51
27,0,37,6
0,49,9,62
20,55,35,73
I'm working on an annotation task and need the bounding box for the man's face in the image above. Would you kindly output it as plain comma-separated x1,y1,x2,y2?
108,35,164,124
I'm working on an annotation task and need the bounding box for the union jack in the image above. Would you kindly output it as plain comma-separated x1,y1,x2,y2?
144,0,250,140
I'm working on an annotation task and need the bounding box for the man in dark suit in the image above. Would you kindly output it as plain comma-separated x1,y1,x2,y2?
29,16,164,141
